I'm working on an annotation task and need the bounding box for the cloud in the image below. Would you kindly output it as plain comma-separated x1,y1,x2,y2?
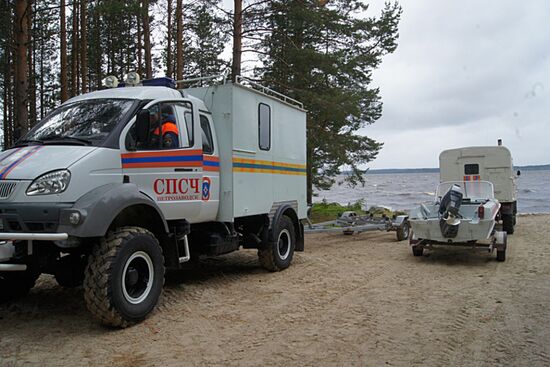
362,0,550,168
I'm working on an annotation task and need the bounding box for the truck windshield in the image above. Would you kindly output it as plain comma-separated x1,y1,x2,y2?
21,99,134,146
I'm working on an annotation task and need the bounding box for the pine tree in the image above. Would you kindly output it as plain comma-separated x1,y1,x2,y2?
15,0,30,135
259,0,402,203
60,0,68,102
175,0,183,80
185,0,228,80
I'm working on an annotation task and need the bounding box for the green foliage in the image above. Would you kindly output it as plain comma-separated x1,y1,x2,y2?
183,0,229,81
257,0,402,200
310,199,406,223
309,199,366,223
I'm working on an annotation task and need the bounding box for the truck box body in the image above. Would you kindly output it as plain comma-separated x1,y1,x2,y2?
439,146,517,203
184,83,308,222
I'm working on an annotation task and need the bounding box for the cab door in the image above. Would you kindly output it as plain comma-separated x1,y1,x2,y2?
120,99,203,222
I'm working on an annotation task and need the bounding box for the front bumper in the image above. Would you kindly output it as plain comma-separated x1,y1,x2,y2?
0,232,69,271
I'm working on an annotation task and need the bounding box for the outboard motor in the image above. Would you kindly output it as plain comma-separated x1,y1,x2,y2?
439,184,463,238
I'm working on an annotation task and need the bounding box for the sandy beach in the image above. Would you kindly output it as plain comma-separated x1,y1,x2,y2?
1,214,549,366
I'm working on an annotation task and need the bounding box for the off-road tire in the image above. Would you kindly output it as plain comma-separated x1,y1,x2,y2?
55,254,87,288
84,227,165,328
396,221,410,241
496,250,506,262
502,215,514,235
412,245,424,257
258,216,295,272
0,269,40,302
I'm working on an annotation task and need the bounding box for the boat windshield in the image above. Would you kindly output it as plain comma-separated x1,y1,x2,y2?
436,181,495,202
19,99,135,146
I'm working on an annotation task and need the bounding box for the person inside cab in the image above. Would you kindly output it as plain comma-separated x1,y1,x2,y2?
153,105,179,149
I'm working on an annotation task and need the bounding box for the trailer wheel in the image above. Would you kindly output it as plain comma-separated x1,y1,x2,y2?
0,269,40,302
84,227,165,328
258,216,295,272
412,246,424,257
396,221,410,241
502,214,514,235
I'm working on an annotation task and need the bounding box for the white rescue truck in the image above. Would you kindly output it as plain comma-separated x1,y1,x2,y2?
0,74,307,327
439,141,519,234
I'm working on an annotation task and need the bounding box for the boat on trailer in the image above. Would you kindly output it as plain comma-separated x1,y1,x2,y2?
408,181,508,261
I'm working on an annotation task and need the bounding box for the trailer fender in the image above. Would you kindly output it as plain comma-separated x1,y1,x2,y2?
57,183,169,238
393,215,409,227
270,204,304,252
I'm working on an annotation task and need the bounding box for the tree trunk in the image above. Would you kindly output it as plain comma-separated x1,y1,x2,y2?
231,0,242,81
15,0,30,135
80,0,88,93
142,0,152,79
39,32,45,118
175,0,183,81
3,34,11,149
71,0,79,96
166,0,173,78
136,12,142,77
92,0,102,89
60,0,68,102
27,0,37,127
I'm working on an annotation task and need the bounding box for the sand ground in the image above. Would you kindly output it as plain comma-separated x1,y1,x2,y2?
1,215,549,366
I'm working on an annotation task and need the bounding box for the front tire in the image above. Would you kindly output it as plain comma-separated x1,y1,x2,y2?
258,216,296,272
84,227,165,328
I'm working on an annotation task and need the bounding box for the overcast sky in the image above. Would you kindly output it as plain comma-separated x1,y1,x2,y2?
222,1,549,168
364,0,550,168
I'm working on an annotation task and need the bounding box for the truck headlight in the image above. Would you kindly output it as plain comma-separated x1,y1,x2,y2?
26,170,71,196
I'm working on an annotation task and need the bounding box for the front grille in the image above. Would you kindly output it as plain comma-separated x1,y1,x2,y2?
0,181,17,199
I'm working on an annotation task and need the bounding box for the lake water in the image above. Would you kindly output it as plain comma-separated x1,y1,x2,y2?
313,169,550,214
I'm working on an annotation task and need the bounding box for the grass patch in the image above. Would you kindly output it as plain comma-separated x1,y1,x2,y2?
310,199,407,223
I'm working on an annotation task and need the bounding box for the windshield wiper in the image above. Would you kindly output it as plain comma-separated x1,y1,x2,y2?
41,136,93,146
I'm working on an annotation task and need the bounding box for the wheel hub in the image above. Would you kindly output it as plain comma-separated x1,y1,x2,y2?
277,229,291,260
122,251,154,305
125,267,139,287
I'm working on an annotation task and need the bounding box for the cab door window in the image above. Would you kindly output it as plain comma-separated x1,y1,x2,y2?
126,101,194,150
200,115,214,154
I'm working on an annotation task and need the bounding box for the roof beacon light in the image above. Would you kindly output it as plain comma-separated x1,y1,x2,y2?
124,72,141,86
103,75,119,89
141,77,176,89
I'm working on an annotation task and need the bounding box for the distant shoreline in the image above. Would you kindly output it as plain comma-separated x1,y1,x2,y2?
362,164,550,175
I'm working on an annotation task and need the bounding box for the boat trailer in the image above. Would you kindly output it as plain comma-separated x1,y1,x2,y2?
305,211,410,241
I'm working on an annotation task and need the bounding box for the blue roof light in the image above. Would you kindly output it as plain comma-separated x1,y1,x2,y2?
141,77,177,89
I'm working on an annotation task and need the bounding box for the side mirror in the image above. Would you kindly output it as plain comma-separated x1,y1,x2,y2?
517,170,521,177
136,110,150,143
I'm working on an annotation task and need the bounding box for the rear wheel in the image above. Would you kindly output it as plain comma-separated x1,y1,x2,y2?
84,227,165,328
396,221,410,241
412,246,424,257
258,216,295,272
0,269,40,302
410,232,423,257
502,214,514,234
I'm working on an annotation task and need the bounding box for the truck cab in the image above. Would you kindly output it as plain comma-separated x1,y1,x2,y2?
0,75,307,327
439,143,518,234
